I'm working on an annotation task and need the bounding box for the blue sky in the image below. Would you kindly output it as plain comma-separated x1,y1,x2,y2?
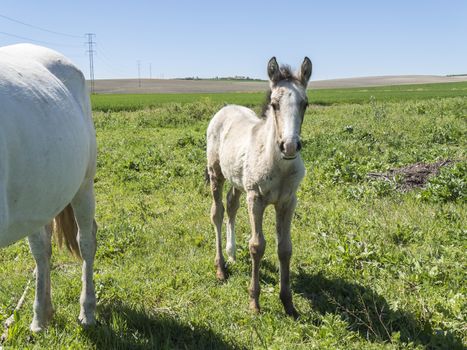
1,0,466,81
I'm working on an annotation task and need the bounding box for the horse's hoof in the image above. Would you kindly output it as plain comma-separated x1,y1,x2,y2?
30,322,45,333
79,315,96,327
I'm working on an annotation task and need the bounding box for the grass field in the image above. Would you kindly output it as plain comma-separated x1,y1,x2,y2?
0,84,466,349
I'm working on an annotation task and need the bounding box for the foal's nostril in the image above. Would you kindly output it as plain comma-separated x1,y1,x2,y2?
297,141,302,152
279,141,285,152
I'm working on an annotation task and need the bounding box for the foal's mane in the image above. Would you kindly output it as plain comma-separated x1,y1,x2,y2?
260,90,272,119
277,64,296,82
260,65,300,119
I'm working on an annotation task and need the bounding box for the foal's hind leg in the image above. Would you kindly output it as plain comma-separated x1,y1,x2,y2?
226,186,241,262
208,167,227,280
71,180,97,326
28,224,53,332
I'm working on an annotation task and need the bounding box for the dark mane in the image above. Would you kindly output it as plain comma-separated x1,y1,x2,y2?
260,65,301,119
260,89,271,119
278,64,296,81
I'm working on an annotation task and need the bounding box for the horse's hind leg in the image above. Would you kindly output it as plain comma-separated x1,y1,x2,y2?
71,180,97,326
226,186,241,262
208,165,227,280
28,224,53,332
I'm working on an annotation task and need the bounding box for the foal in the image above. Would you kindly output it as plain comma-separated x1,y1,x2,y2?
207,57,312,317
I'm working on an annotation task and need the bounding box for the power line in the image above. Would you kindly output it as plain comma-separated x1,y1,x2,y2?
96,42,133,72
0,31,82,47
94,55,123,76
0,12,149,82
0,13,82,38
86,33,96,94
93,56,126,78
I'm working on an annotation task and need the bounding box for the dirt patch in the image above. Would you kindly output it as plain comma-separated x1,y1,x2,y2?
90,75,467,94
367,160,452,191
91,79,269,94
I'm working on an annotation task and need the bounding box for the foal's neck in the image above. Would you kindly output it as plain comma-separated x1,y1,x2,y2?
263,108,283,163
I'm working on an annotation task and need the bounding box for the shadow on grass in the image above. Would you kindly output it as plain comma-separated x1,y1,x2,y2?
83,301,242,350
294,270,465,349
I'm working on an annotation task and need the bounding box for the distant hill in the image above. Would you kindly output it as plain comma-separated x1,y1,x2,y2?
179,76,266,82
309,75,467,89
89,75,467,94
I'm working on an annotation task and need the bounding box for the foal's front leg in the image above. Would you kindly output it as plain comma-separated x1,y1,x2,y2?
28,225,53,332
275,196,298,318
246,191,266,313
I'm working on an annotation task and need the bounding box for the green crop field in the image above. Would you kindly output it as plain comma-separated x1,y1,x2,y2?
1,84,466,349
90,81,467,112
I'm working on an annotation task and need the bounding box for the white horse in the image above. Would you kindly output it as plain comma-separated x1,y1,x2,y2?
0,44,97,332
207,57,312,317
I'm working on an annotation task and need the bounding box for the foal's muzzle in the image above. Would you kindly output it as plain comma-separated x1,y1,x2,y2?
279,139,302,160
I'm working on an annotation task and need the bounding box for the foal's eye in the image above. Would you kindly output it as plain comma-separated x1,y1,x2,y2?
272,102,280,111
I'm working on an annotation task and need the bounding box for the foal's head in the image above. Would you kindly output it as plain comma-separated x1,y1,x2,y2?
266,57,312,160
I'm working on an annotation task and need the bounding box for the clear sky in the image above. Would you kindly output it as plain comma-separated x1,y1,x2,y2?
1,0,466,81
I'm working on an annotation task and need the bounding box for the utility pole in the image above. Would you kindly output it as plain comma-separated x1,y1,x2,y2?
137,60,141,87
85,33,96,94
149,63,152,79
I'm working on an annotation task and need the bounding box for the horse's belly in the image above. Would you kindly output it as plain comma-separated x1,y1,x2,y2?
8,137,88,224
1,106,91,238
0,184,45,246
0,219,45,247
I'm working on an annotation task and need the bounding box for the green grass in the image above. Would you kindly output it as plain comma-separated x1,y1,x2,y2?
90,81,467,112
0,85,466,349
91,92,265,112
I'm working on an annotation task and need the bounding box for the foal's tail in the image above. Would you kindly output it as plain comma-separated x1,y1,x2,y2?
204,167,210,185
53,204,81,259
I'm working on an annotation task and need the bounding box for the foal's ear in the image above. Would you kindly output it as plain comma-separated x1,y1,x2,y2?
267,57,281,83
300,57,312,87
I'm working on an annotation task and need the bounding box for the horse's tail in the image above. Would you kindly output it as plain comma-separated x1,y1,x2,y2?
53,204,81,259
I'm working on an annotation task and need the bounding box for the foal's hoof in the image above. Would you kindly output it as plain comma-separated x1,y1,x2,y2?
216,265,228,281
281,293,299,319
285,307,299,320
249,300,261,314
